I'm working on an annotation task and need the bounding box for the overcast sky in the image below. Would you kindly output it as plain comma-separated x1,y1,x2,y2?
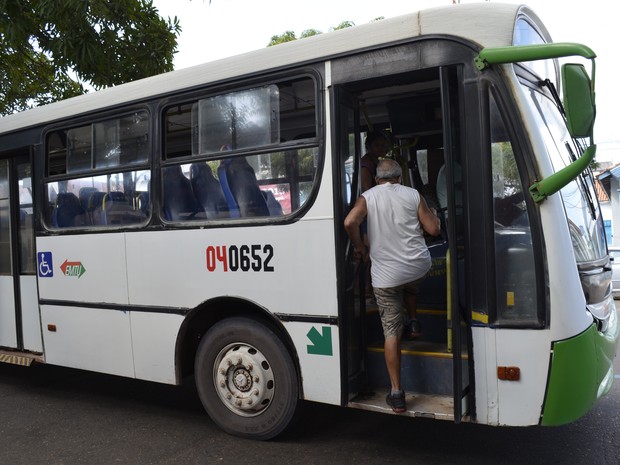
152,0,619,160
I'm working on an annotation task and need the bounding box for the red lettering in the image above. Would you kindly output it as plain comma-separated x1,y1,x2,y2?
216,245,228,272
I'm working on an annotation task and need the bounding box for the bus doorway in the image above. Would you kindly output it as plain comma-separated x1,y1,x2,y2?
335,65,470,421
0,151,42,360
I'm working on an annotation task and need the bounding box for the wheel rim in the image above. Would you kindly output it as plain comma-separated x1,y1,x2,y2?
213,342,275,417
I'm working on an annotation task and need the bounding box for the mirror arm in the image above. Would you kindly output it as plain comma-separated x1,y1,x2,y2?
529,144,596,203
474,43,596,70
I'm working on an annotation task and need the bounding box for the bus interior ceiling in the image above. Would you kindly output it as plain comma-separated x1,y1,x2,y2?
355,74,445,192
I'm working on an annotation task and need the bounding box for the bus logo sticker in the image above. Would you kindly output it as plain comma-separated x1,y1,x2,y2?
306,326,333,356
60,260,86,278
38,252,53,277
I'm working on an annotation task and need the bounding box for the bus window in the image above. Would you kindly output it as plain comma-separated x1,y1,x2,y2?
161,147,318,222
44,170,150,228
193,86,280,155
44,111,151,230
162,76,318,222
490,93,539,326
0,161,10,275
94,112,149,168
17,162,35,275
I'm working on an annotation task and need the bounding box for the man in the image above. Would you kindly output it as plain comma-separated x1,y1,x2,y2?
360,131,389,303
344,159,440,413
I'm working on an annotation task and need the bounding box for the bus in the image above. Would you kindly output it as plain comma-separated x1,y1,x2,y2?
0,3,617,440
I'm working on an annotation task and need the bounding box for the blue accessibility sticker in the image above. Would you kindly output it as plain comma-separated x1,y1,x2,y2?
38,251,53,277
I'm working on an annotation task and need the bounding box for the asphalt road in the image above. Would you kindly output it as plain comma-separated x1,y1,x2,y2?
0,352,618,465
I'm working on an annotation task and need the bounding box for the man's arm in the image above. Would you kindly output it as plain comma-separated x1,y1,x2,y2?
344,196,369,260
418,196,440,236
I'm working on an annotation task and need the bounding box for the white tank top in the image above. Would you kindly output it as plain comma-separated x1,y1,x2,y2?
362,183,431,288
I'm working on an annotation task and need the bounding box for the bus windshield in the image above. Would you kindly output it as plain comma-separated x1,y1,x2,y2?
524,82,607,264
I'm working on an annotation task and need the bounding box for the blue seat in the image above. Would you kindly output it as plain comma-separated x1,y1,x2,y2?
190,162,229,219
162,165,203,221
261,190,283,216
78,187,98,209
217,160,241,218
53,192,90,227
102,191,139,225
218,158,270,217
136,191,150,218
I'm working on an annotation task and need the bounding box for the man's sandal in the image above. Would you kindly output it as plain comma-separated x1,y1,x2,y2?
386,390,407,413
403,319,422,340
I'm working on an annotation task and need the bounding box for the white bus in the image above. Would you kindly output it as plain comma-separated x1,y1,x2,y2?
0,3,617,439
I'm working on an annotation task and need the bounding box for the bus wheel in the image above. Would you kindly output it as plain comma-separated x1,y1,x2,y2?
194,317,299,440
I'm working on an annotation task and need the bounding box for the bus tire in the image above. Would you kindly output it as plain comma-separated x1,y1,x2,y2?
194,317,299,440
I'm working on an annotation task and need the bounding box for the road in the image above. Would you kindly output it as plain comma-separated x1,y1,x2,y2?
3,294,620,465
0,353,618,465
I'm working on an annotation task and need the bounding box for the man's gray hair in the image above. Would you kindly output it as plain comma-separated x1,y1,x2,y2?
376,159,402,179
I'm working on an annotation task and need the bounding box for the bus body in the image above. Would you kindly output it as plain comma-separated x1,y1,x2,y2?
0,3,616,439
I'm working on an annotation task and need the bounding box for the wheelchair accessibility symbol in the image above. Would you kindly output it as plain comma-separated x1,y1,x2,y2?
38,252,53,277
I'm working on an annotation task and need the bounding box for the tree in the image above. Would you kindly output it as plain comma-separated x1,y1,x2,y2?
267,30,296,46
329,20,355,31
267,20,357,47
300,29,321,39
0,0,181,115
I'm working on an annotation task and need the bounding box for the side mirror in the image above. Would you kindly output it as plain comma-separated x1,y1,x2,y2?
562,63,596,139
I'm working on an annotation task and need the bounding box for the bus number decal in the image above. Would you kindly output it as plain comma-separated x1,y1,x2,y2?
206,244,274,272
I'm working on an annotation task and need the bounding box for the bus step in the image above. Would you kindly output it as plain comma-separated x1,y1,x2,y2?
348,388,455,421
366,304,448,344
366,340,459,395
0,349,44,367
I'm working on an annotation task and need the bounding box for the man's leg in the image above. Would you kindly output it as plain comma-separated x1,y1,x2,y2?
403,278,425,339
404,291,417,322
374,285,407,412
384,335,401,391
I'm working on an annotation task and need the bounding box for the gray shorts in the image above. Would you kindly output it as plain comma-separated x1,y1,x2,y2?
374,276,426,339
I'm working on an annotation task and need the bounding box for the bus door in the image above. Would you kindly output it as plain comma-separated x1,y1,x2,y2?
334,86,366,400
438,65,470,421
0,151,42,355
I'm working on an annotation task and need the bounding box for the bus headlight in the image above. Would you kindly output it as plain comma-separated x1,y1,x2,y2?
586,294,614,332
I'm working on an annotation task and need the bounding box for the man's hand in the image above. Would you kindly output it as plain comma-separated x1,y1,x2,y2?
353,243,369,263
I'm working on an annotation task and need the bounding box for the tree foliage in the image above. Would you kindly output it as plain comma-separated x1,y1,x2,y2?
267,20,357,47
329,21,355,31
267,30,296,46
0,0,181,115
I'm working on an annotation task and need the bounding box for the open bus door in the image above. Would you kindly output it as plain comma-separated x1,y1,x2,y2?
438,66,470,422
334,86,367,402
0,149,42,363
334,63,471,420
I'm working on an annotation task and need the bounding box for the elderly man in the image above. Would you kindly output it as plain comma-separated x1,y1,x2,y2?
344,158,440,413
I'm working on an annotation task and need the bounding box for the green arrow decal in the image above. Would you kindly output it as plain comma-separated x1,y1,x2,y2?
306,326,333,356
60,260,86,278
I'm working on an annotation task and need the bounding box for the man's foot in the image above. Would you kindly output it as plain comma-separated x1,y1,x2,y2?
386,390,406,413
403,319,422,340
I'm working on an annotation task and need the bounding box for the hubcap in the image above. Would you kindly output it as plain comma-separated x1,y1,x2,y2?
213,343,275,417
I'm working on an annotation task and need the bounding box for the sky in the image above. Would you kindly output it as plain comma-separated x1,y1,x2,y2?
152,0,620,161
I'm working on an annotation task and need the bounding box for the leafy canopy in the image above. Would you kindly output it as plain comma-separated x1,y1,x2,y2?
267,16,385,46
0,0,181,115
